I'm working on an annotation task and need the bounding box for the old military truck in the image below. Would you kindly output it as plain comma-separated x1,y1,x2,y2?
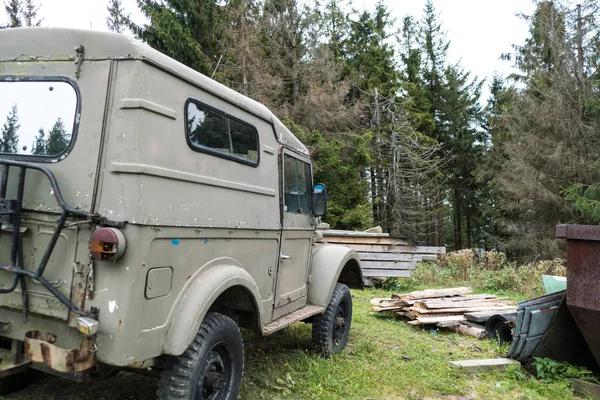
0,28,364,399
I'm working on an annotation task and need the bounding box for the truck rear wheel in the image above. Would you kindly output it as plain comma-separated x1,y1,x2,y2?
312,283,352,356
157,312,244,400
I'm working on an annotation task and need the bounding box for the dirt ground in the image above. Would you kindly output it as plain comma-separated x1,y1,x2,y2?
4,372,157,400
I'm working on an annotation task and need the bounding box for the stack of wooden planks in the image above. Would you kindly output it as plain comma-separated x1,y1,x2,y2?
370,287,517,339
317,230,445,279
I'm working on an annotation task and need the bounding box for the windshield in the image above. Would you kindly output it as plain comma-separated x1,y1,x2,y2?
0,80,77,158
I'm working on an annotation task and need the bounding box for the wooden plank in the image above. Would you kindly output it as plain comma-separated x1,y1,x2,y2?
368,306,404,312
465,311,517,323
361,261,417,270
451,358,520,371
416,299,516,309
344,244,446,254
358,252,422,262
369,298,401,307
321,230,390,237
391,287,472,300
361,269,411,278
573,379,600,399
321,236,408,245
422,254,439,261
407,305,517,314
408,315,466,325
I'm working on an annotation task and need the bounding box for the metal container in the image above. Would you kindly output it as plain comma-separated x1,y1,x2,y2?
556,224,600,367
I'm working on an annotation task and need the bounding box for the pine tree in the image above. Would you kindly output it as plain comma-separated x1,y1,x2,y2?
31,127,46,155
46,118,69,155
106,0,128,33
0,104,20,154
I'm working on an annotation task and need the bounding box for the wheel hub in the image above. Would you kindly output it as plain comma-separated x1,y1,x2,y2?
198,349,228,400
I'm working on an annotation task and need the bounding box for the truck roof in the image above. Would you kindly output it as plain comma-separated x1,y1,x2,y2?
0,27,309,156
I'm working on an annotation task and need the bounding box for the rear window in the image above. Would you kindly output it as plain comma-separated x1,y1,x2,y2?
185,99,259,166
0,79,78,158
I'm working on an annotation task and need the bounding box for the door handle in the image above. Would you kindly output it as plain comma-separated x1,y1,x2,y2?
280,254,292,260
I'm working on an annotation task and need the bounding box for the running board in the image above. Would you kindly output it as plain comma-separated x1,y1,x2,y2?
263,305,324,335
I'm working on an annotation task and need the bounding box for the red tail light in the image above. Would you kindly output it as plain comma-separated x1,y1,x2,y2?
89,227,126,261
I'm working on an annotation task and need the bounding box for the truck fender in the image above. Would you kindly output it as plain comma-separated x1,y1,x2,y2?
163,263,264,356
308,244,364,308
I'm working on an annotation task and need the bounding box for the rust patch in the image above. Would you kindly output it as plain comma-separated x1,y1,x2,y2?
118,319,122,334
141,263,146,269
24,330,94,373
186,274,192,281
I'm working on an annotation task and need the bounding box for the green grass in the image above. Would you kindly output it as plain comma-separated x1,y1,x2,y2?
240,288,578,400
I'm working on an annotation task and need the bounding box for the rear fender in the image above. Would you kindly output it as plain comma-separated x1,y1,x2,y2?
308,244,363,308
163,262,263,356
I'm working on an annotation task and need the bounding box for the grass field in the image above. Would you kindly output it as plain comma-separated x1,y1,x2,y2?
2,286,580,400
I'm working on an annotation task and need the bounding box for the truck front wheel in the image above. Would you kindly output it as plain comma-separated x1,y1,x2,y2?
157,312,244,400
312,283,353,356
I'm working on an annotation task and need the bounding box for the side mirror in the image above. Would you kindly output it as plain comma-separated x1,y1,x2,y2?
312,183,327,217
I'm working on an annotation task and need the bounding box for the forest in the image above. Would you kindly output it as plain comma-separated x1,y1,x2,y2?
2,0,600,261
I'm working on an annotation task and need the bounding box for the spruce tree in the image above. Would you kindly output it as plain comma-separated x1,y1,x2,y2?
106,0,128,33
31,127,46,155
0,104,20,154
129,0,222,75
46,118,69,155
489,1,600,259
22,0,42,27
4,0,22,27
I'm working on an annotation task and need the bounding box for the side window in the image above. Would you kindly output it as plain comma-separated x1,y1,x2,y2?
186,100,259,166
284,155,312,215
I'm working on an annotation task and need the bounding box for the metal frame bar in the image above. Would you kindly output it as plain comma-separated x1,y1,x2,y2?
0,159,123,320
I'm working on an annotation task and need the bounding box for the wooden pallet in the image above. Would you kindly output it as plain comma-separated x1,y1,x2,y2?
317,230,445,278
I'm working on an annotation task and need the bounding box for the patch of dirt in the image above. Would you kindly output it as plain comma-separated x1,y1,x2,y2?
4,371,158,400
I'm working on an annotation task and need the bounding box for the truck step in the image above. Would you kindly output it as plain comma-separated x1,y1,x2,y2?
263,305,324,335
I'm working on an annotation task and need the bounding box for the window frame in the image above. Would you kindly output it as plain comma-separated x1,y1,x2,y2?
0,76,81,163
283,153,313,216
184,98,260,167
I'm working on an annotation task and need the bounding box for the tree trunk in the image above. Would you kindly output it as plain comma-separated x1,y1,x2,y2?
436,190,444,247
241,0,248,96
453,187,462,250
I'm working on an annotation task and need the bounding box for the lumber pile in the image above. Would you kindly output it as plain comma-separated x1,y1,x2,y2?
316,230,445,279
370,287,517,339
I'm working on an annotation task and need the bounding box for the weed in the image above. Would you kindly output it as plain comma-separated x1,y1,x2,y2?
383,250,567,299
532,357,598,384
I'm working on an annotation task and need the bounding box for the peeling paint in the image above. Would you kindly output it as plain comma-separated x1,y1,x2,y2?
108,300,118,313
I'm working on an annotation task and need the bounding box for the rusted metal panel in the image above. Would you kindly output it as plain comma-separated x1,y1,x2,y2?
557,225,600,367
263,305,323,335
556,224,600,241
24,330,94,373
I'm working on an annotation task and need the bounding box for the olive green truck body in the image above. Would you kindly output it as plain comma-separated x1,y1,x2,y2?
0,27,362,384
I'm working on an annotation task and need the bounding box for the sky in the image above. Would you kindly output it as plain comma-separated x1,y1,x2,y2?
0,81,76,154
0,0,537,92
0,0,538,145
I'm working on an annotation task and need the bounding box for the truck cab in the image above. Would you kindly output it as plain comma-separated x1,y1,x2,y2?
0,27,362,399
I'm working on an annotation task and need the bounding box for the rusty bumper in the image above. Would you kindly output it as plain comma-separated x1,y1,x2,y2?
24,331,94,373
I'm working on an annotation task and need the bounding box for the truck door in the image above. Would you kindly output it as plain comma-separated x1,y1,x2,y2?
274,150,314,311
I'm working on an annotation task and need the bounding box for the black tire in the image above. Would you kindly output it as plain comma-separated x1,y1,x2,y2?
312,283,352,356
157,312,244,400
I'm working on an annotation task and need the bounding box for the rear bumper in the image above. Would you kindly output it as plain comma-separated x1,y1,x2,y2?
0,307,95,378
